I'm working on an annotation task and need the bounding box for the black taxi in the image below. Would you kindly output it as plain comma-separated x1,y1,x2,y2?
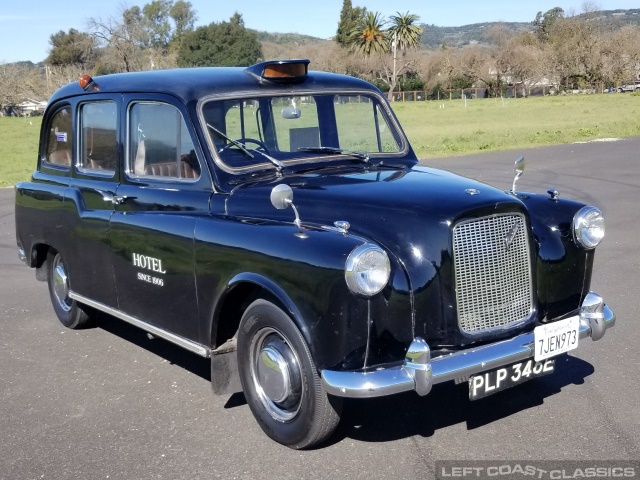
15,60,615,449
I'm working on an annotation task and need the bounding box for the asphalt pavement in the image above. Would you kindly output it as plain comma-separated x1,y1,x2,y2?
1,137,638,479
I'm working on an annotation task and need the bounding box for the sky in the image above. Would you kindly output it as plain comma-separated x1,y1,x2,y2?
1,0,638,63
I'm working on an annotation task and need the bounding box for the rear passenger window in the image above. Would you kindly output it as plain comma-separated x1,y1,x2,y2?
79,101,118,175
43,107,73,167
127,102,200,181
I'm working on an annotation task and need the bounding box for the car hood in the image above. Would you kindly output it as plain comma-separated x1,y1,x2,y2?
224,165,526,272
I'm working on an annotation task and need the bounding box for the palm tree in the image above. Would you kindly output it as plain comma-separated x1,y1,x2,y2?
350,12,388,56
387,12,422,52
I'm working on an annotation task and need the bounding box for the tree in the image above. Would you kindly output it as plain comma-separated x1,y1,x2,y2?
177,13,262,67
386,12,422,98
533,7,564,42
350,11,388,56
170,0,197,49
46,29,97,67
0,63,44,113
142,0,173,51
89,6,150,72
388,12,422,51
335,0,366,47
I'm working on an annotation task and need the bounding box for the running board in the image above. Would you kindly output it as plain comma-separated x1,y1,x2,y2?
69,292,211,358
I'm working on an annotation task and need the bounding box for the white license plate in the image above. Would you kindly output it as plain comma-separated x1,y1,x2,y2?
534,316,580,362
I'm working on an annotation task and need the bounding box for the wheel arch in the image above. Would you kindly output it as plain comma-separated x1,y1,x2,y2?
212,272,308,350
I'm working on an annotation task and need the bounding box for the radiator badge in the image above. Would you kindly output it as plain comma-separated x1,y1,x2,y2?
503,223,519,250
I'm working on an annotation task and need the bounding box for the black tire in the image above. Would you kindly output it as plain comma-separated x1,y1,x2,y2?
237,299,342,449
46,250,92,329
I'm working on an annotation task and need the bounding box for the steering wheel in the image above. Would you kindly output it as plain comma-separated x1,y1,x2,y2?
219,138,269,154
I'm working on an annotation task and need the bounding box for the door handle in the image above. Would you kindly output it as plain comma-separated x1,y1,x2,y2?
99,191,128,205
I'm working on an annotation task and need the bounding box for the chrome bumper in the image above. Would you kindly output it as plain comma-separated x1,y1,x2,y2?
322,292,615,398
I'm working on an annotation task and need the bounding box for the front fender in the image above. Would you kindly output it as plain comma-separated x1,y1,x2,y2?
194,217,412,370
517,192,594,319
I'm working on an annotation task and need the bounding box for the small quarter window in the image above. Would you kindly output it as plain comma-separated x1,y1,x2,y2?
79,101,118,174
128,102,200,181
43,107,73,167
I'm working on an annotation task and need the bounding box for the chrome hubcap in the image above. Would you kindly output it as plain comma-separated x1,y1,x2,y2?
250,328,303,422
52,254,71,312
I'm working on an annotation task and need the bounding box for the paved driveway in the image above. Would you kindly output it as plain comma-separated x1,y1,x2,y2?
1,138,638,479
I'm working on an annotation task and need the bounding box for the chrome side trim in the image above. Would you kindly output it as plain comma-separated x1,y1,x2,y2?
322,296,615,399
69,292,211,358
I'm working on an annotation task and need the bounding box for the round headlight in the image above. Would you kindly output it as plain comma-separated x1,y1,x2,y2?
345,244,391,296
573,206,605,249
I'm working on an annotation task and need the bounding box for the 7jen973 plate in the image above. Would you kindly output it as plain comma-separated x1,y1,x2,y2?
469,358,556,400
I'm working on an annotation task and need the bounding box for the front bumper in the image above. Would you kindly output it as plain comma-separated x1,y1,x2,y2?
322,292,615,398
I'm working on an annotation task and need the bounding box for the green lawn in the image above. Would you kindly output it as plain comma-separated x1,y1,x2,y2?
395,93,640,158
2,94,640,187
0,116,42,187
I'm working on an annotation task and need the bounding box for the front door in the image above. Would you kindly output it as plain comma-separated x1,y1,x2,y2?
109,96,212,342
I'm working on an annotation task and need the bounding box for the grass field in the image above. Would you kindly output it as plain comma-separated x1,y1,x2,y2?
2,93,640,187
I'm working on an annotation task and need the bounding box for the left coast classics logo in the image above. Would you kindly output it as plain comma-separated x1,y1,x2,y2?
133,252,166,286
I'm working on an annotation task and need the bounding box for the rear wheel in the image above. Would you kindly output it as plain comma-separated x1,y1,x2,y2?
237,299,342,449
46,250,92,329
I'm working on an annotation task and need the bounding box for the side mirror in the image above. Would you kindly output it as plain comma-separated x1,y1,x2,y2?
511,156,525,193
270,184,293,210
270,184,302,228
281,107,301,119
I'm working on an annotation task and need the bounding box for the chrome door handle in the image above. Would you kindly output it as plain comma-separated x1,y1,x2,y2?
99,191,127,205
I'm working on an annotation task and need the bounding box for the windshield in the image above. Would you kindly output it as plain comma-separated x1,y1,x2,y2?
200,93,405,173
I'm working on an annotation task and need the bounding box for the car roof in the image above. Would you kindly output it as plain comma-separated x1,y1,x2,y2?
48,65,380,106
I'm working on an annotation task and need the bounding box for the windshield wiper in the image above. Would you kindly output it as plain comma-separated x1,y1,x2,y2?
206,123,285,174
298,146,370,163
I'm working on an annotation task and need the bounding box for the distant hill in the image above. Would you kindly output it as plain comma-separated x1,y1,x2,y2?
254,8,640,50
420,8,640,47
252,31,328,45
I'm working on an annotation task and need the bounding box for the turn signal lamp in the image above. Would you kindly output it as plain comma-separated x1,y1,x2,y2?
245,60,310,84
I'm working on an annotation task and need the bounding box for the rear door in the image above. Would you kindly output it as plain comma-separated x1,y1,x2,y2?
109,95,212,342
64,97,120,307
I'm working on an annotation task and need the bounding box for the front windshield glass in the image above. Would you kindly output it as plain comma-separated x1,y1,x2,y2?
200,93,404,173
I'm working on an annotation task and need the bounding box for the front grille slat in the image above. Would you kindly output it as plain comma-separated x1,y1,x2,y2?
453,213,533,334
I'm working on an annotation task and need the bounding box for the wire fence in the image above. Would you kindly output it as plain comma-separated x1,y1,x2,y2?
389,83,613,102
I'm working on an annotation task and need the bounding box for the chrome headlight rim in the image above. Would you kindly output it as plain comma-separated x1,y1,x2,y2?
345,243,391,297
573,205,605,250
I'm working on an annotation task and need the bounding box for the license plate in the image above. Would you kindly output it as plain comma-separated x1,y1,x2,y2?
469,358,555,400
534,316,579,362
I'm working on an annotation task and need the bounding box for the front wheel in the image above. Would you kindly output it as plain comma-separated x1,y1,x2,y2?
237,299,342,449
46,250,92,329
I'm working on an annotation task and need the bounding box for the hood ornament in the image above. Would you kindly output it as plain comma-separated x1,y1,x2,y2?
511,156,525,194
465,188,480,195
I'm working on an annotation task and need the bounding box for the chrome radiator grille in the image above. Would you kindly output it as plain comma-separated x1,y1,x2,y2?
453,213,533,334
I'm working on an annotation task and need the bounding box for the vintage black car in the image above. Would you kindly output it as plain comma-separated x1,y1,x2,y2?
15,60,615,449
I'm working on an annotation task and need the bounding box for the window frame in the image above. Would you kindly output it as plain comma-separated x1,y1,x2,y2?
75,100,118,179
198,89,409,176
125,99,202,184
40,105,74,172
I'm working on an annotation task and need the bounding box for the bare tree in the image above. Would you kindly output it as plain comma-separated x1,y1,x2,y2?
88,6,152,72
0,63,44,114
601,25,640,87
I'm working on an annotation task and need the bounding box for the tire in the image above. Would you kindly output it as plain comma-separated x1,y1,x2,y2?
237,299,342,449
46,250,92,329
